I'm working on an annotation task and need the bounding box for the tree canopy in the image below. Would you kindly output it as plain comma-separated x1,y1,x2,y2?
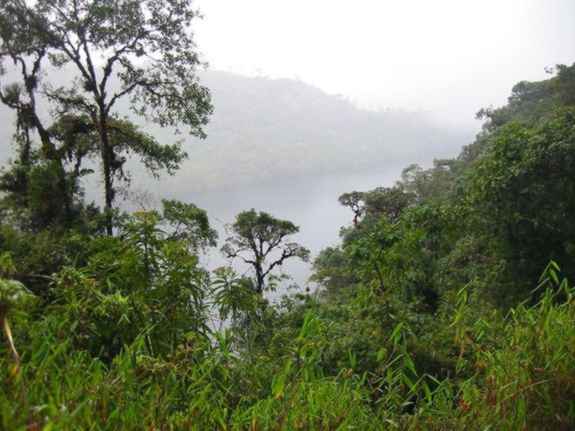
0,0,212,234
222,209,310,294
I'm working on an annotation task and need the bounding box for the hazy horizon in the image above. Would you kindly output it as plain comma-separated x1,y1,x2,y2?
195,0,575,129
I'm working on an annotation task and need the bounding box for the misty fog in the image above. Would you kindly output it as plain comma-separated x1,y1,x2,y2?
1,0,574,289
0,69,475,287
124,72,475,287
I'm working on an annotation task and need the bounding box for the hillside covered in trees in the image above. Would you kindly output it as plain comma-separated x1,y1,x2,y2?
0,69,469,193
1,1,575,430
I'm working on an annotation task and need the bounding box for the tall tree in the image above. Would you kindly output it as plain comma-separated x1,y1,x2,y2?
222,210,310,294
0,0,212,234
0,7,73,224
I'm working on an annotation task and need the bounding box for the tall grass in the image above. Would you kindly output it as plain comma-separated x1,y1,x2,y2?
2,267,575,429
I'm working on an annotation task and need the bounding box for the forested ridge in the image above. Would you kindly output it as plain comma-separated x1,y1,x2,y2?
1,1,575,430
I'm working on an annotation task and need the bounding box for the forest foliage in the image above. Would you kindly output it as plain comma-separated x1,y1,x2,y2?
1,1,575,429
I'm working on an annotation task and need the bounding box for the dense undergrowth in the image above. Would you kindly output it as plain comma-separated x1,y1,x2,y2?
1,263,575,430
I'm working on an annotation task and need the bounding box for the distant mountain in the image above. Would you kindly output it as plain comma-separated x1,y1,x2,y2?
0,70,473,194
163,71,471,193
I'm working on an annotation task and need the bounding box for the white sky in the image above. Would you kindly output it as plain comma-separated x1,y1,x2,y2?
195,0,575,129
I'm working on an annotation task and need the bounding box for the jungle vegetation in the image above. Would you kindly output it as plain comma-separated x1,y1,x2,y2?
1,1,575,429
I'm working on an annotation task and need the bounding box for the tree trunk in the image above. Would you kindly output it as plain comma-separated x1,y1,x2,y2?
33,111,72,225
98,113,114,236
255,266,265,295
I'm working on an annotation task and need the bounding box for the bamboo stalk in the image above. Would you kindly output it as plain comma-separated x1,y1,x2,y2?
2,314,20,373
